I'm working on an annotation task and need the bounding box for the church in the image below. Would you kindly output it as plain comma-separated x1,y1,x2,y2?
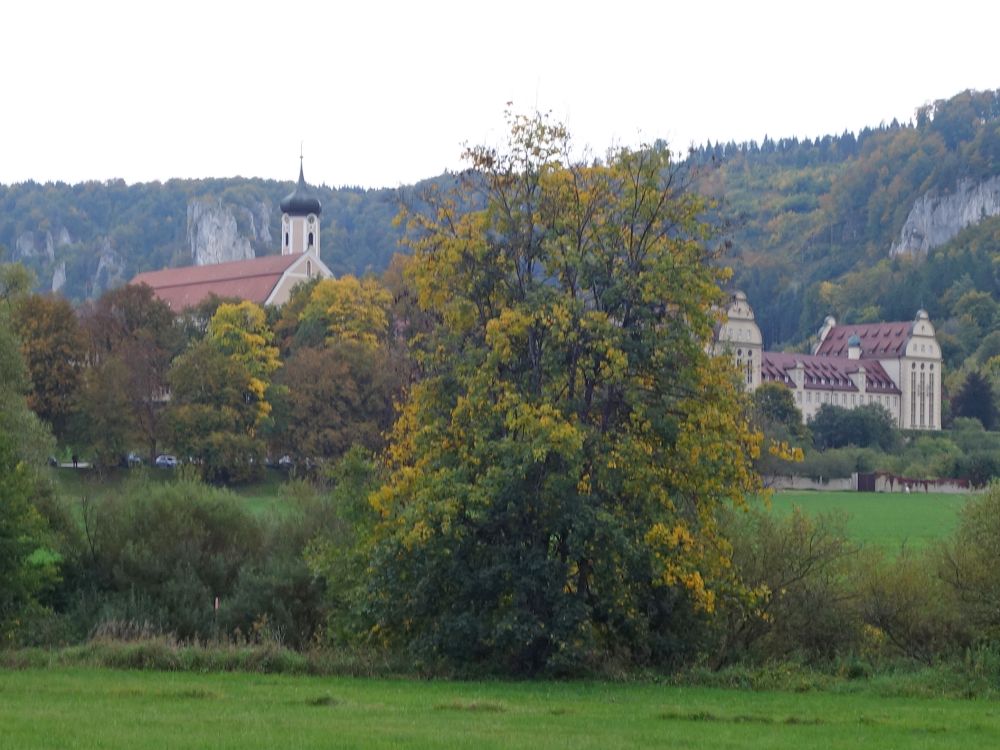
714,291,942,430
132,161,333,312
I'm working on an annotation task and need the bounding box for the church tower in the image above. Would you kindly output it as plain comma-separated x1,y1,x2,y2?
279,157,322,258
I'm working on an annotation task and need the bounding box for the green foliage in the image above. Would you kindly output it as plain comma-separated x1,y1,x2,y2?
166,302,280,483
366,113,760,674
751,383,804,435
715,508,860,666
951,370,997,430
939,482,1000,639
809,404,898,451
80,477,265,640
166,341,263,483
304,447,383,645
206,301,281,429
691,89,1000,351
268,343,399,463
857,549,967,664
12,294,82,440
72,356,132,470
0,431,59,645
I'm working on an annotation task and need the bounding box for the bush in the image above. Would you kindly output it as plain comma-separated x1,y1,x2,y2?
713,507,862,667
939,483,1000,638
83,477,265,641
857,549,968,665
809,404,898,452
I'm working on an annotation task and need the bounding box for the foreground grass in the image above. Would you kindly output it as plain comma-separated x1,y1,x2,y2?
2,665,999,749
769,491,969,549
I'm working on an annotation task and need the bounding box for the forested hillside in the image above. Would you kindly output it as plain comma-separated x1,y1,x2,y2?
0,177,410,300
2,88,999,362
694,88,1000,348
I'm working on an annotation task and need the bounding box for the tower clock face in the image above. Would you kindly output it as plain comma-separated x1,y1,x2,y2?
307,215,315,224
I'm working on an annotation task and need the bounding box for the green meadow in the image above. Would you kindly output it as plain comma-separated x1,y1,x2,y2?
2,667,999,750
50,468,973,549
767,490,970,549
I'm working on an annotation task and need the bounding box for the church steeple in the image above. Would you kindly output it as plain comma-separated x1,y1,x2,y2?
280,154,322,257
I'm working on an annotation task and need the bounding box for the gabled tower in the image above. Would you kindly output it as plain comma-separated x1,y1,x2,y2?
713,290,763,389
279,156,322,258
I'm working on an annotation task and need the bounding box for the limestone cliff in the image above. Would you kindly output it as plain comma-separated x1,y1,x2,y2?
185,197,274,266
51,262,66,293
187,199,255,266
93,238,126,295
890,176,1000,256
15,230,57,263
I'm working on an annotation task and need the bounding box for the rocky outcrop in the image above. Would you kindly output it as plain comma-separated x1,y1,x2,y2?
891,176,1000,256
186,198,274,266
93,238,126,295
15,230,56,263
187,199,254,266
51,262,66,293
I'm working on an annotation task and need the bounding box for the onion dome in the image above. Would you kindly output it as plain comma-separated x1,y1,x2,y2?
280,163,322,216
848,334,861,347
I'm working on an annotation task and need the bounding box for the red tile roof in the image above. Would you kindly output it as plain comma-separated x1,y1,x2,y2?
815,322,912,358
761,352,901,394
132,254,302,313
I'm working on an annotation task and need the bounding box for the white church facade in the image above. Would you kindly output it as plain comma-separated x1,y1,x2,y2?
714,291,942,431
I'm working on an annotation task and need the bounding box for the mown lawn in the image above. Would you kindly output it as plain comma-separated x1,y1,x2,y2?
1,667,998,749
768,490,970,549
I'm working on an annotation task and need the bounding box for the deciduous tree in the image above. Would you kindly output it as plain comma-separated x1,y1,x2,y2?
364,113,761,673
12,294,82,441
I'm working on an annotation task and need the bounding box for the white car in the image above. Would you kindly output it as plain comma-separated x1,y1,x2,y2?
155,454,178,468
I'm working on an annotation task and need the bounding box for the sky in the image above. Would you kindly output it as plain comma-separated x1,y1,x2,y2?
2,0,998,190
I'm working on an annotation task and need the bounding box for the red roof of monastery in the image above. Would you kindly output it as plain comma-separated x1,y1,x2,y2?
131,254,302,313
815,322,912,358
761,352,901,395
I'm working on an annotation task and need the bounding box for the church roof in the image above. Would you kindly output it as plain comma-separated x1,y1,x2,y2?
815,321,913,358
279,163,322,216
761,351,901,394
132,254,303,312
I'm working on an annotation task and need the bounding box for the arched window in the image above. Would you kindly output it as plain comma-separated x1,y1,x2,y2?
285,232,289,247
308,232,314,248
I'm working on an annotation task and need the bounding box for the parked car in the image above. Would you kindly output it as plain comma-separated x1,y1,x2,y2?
155,454,178,468
126,451,144,467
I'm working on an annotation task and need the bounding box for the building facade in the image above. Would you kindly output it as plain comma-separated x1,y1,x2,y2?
714,292,942,430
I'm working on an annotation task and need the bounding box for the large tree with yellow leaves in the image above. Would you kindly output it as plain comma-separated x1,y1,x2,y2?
365,113,761,673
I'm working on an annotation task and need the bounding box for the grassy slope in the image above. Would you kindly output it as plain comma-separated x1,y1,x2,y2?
2,667,997,749
768,491,969,549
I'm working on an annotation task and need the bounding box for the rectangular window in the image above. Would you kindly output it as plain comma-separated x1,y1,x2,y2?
927,372,934,427
911,372,916,428
919,372,926,427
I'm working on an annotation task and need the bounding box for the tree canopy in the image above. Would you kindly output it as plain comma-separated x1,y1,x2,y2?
364,113,761,673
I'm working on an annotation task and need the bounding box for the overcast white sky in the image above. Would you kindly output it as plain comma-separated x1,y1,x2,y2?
2,0,997,189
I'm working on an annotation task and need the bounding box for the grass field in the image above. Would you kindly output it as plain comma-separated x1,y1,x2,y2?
49,468,973,549
47,465,294,517
767,491,971,549
2,667,998,749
